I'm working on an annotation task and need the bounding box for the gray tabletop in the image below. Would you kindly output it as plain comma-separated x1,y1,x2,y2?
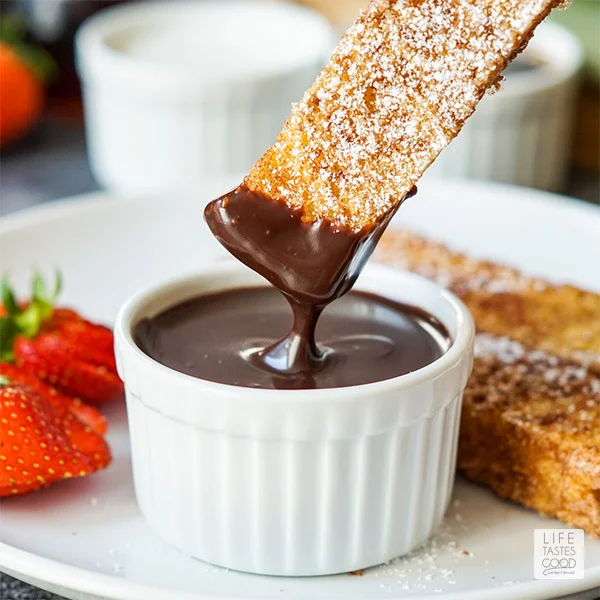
0,117,599,599
1,116,99,217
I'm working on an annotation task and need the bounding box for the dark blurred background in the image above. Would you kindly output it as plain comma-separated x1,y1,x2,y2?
0,0,598,217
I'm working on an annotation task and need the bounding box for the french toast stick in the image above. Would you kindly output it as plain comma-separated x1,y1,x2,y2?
377,229,600,536
376,229,600,372
245,0,563,232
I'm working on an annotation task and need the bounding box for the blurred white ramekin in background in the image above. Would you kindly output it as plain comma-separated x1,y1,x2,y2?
76,1,334,193
425,22,583,192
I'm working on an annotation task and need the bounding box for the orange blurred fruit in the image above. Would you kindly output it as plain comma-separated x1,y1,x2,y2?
0,42,44,148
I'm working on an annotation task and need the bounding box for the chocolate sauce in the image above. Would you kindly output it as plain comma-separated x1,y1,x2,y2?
134,287,450,390
204,185,418,375
205,186,415,305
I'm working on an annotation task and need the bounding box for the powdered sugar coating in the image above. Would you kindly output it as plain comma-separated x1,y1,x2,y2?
376,228,547,294
245,0,559,231
376,228,600,373
470,333,600,429
463,334,600,535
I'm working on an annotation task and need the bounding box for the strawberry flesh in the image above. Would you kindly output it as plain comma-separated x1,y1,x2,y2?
0,363,107,435
15,335,123,405
29,331,117,373
51,317,115,358
0,380,111,496
2,272,122,405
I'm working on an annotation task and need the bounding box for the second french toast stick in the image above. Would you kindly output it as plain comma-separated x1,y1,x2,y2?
376,229,600,373
376,229,600,536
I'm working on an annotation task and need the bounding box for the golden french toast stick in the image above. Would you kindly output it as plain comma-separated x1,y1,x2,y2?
245,0,562,232
376,229,600,536
376,229,600,373
465,334,599,537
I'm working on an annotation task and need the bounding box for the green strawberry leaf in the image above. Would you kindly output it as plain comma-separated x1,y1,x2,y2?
0,375,10,386
8,41,57,84
0,14,27,44
1,274,19,315
32,270,62,306
0,350,15,363
53,270,63,301
32,270,48,303
0,14,57,84
0,317,18,362
0,270,63,362
14,301,46,337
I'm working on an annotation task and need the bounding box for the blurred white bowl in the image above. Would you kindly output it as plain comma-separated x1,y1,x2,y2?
76,0,334,193
425,22,583,192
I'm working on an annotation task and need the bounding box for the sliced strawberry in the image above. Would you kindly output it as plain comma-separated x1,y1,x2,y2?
50,402,111,471
51,318,115,358
1,271,122,405
25,331,117,373
66,397,109,437
1,270,63,362
14,336,123,405
0,379,111,497
0,363,107,436
45,307,83,328
42,307,115,365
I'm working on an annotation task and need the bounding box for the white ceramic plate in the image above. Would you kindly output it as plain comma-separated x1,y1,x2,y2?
0,178,599,600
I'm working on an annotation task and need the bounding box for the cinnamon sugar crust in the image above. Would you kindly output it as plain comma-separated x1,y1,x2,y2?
245,0,562,232
376,229,600,372
376,229,600,536
463,334,599,536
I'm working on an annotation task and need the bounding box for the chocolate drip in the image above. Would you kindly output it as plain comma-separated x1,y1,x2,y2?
204,185,416,376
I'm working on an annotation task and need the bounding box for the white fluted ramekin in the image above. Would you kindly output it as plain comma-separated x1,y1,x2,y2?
426,22,583,192
114,262,474,576
75,1,334,192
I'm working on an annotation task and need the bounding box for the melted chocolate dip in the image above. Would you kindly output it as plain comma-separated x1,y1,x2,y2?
203,185,419,377
135,287,449,390
135,185,449,389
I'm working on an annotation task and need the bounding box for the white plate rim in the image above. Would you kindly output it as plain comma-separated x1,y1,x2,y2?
1,540,598,600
